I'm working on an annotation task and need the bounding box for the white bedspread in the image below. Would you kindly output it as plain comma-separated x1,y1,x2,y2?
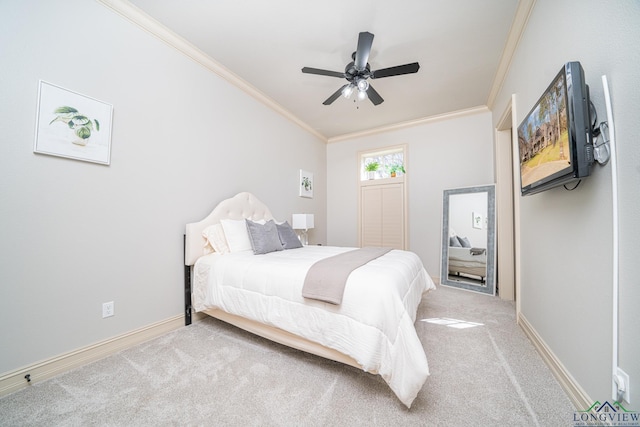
192,245,436,407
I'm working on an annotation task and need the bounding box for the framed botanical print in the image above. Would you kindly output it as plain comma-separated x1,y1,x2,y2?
34,80,113,165
299,170,313,198
472,211,483,229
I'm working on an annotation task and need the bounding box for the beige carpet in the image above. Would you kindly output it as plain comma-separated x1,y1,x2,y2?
0,285,574,426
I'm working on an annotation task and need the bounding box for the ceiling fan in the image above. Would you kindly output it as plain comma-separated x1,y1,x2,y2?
301,31,420,106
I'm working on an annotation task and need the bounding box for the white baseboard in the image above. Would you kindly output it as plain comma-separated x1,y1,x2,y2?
0,314,186,397
518,312,591,410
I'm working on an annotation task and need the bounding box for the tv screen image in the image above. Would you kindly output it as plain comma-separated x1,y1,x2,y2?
518,71,570,188
517,62,593,196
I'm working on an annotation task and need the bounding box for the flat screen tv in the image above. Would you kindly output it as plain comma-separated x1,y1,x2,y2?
517,61,594,196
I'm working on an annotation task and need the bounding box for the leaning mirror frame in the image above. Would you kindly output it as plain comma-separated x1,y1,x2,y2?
440,184,496,295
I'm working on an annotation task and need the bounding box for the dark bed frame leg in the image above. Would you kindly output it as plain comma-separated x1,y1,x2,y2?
183,234,192,326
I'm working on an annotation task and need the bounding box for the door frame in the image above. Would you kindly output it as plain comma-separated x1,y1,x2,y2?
495,95,521,313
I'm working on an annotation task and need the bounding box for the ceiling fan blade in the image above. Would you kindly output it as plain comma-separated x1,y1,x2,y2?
302,67,345,78
366,84,384,106
354,32,374,71
371,62,420,79
323,85,349,105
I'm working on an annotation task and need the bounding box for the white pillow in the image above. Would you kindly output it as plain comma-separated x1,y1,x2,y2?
202,224,230,254
220,219,253,252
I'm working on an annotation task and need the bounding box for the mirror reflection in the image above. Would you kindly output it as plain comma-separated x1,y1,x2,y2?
440,185,496,295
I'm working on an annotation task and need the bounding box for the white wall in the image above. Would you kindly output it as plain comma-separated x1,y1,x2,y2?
0,0,326,374
327,110,494,277
492,0,640,403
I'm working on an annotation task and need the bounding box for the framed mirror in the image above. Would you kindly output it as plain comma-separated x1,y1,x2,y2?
440,185,496,295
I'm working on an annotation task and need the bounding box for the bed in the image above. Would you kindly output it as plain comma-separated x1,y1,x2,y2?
447,246,487,282
184,192,436,407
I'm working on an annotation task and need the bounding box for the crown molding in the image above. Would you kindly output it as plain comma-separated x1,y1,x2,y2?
97,0,526,145
96,0,327,142
327,106,490,143
486,0,536,109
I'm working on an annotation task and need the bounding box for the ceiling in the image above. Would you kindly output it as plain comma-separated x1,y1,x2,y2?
125,0,524,141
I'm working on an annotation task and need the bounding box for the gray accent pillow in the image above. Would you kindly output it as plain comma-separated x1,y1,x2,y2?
276,221,303,250
450,236,462,247
457,236,472,248
245,219,284,255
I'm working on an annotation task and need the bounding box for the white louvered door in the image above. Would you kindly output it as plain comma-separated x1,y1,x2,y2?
360,181,405,249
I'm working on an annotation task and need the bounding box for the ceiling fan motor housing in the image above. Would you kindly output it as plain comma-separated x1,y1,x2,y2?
345,58,371,82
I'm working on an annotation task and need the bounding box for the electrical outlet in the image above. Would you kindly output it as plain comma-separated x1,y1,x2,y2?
615,367,631,404
102,301,114,318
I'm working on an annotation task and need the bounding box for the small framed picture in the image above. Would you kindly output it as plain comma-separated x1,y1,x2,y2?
472,212,483,229
299,170,313,198
34,80,113,165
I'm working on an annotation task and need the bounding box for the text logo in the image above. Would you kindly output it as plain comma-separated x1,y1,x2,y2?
573,401,639,426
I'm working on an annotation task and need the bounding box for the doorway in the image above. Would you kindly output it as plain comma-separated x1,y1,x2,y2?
495,95,519,307
358,145,408,249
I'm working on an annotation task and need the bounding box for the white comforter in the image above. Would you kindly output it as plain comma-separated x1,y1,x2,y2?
193,246,436,407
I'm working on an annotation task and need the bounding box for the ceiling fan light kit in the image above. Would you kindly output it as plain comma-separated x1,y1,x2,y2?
342,84,355,98
356,78,369,92
302,31,420,106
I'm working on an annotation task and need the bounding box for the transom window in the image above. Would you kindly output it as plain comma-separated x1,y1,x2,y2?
360,147,405,181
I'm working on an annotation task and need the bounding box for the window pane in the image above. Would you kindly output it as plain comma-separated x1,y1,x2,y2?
361,149,404,180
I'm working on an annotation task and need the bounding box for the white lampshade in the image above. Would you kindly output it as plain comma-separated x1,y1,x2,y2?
292,214,314,230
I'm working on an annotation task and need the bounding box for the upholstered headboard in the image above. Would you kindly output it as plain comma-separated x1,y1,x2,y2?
184,192,274,266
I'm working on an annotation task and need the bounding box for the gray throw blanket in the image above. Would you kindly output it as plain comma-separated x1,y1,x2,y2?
470,247,486,255
302,247,392,305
